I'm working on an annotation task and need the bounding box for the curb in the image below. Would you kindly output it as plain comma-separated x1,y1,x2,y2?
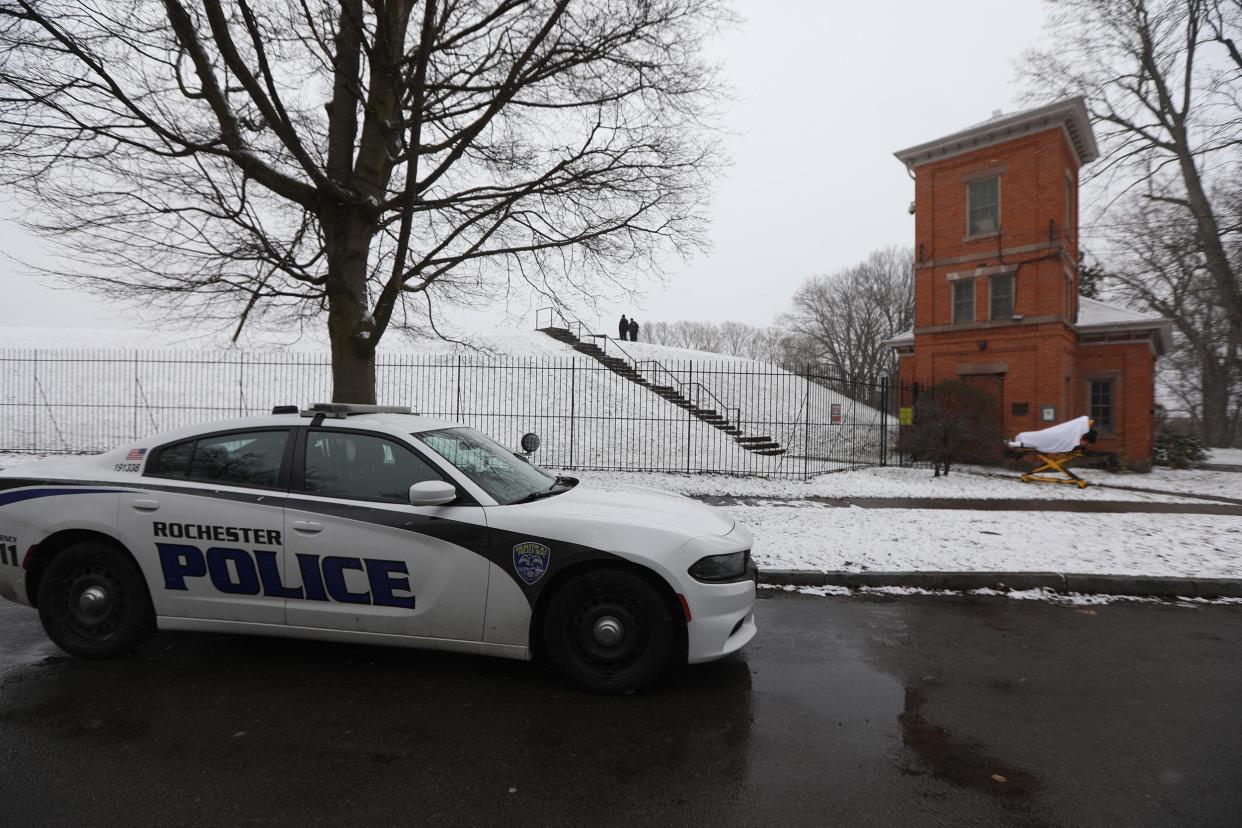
759,569,1242,600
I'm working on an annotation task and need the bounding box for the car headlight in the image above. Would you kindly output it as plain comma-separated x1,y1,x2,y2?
688,550,749,583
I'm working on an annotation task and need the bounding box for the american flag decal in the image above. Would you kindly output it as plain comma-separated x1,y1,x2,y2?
125,448,147,461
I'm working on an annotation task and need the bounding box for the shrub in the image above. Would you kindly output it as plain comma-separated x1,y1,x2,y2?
1152,430,1207,469
909,379,1003,476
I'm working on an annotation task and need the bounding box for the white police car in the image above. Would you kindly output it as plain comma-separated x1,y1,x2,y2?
0,404,756,693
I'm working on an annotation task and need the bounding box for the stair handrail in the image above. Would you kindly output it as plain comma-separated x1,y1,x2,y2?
534,307,753,434
633,358,683,389
534,306,586,341
681,381,741,426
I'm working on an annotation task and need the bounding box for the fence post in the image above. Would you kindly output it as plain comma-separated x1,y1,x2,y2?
32,350,39,452
568,357,576,468
880,379,889,467
686,360,693,474
803,366,810,480
132,350,139,440
455,355,462,420
238,351,246,415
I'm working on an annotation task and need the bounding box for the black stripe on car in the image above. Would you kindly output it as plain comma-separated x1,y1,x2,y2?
0,478,622,602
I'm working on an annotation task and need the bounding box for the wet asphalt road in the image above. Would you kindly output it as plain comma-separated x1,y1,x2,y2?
1,593,1239,827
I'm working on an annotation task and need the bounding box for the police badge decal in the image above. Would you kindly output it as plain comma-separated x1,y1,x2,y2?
512,541,551,585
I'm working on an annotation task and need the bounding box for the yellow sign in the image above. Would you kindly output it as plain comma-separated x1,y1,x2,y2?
899,407,913,426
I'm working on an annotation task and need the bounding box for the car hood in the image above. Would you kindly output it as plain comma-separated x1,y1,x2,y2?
525,480,736,537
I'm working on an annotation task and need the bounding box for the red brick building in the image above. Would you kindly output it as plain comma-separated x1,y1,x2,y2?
884,98,1171,465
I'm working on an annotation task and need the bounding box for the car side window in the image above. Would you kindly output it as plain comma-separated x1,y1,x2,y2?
151,430,288,488
303,431,444,503
152,439,193,477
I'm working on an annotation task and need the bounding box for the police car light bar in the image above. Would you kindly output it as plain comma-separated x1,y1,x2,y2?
300,403,416,418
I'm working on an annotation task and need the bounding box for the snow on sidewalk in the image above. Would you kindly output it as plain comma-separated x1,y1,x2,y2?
567,465,1235,503
561,466,1242,579
732,502,1242,578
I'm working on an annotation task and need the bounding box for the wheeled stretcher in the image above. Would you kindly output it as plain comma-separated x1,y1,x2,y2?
1005,416,1097,489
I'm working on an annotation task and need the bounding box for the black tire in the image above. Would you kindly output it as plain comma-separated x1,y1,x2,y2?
543,569,675,695
37,541,153,659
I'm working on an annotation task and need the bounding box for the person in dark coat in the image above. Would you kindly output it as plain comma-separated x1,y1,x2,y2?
618,314,629,341
628,318,639,342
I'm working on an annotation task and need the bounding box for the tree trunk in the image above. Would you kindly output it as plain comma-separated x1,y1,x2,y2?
328,315,377,404
1201,363,1232,447
323,205,379,404
1172,134,1242,355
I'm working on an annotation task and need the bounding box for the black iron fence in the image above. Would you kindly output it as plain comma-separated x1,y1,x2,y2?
0,349,904,478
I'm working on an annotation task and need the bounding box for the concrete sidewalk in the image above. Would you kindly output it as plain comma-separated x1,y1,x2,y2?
758,569,1242,599
688,489,1242,598
690,493,1242,515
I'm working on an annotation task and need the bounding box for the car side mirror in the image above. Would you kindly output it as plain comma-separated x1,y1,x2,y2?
409,480,457,507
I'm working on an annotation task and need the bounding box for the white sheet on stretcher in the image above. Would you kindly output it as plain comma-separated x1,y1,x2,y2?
1009,415,1091,453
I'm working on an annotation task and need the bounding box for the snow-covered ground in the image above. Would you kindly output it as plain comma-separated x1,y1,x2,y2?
734,503,1240,577
558,466,1242,578
944,464,1242,502
1207,448,1242,465
563,465,1234,502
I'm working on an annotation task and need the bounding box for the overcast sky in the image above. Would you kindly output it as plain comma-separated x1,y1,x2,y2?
0,0,1049,341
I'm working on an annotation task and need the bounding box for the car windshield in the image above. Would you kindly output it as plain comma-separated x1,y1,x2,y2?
415,427,560,505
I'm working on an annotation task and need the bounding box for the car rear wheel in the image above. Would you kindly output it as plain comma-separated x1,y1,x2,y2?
37,541,152,659
544,569,674,695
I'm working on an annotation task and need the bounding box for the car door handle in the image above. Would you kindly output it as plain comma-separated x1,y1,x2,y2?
292,521,323,534
130,499,160,512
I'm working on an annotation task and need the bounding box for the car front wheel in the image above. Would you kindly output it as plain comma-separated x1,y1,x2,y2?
37,541,153,658
544,569,675,695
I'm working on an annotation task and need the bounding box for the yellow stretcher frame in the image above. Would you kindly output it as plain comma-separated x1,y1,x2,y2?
1015,449,1089,489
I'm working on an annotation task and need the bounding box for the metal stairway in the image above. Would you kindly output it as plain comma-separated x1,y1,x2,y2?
538,323,786,456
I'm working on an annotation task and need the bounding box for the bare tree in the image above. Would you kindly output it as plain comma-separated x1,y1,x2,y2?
0,0,728,402
642,319,719,351
779,246,914,386
1023,0,1242,359
642,318,785,361
1092,187,1241,444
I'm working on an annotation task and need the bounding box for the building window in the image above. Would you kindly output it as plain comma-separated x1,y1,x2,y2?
1089,380,1114,431
990,273,1014,319
953,280,975,324
967,176,1000,236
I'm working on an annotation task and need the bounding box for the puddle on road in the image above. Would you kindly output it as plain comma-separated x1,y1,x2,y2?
743,594,1049,822
898,683,1039,800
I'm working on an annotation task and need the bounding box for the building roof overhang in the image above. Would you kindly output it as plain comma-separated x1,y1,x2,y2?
880,297,1173,356
894,96,1099,171
880,329,914,349
1076,320,1173,356
1075,296,1173,355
